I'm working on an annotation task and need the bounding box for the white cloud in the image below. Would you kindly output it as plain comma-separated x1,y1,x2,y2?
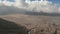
58,8,60,12
0,0,60,15
26,0,59,13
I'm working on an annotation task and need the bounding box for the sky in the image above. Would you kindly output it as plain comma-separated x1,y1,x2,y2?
4,0,60,4
48,0,60,4
1,0,60,5
0,0,60,15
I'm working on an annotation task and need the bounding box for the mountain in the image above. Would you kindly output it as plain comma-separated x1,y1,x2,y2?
25,11,60,16
0,5,28,15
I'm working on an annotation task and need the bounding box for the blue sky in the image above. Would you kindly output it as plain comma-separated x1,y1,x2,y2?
3,0,60,5
48,0,60,4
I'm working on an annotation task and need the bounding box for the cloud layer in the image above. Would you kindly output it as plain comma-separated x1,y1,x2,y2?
0,0,60,15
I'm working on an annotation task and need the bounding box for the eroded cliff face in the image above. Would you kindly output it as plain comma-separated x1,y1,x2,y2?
0,14,60,34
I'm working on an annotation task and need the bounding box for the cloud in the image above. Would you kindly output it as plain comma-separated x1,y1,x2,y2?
0,0,60,15
58,7,60,12
26,0,59,13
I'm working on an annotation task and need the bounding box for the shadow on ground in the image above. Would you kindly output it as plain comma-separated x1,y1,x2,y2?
0,18,28,34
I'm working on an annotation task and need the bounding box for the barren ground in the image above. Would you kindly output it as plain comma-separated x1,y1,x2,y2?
0,14,60,34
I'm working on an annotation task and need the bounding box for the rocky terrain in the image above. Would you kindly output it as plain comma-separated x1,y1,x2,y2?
0,14,60,34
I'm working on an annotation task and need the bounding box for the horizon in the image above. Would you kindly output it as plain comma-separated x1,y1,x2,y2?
0,0,60,15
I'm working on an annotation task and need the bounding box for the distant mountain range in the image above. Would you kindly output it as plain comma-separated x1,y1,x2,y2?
0,5,60,16
25,11,60,16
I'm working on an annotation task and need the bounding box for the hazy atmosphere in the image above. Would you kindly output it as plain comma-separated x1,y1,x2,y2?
0,0,60,15
0,0,60,34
